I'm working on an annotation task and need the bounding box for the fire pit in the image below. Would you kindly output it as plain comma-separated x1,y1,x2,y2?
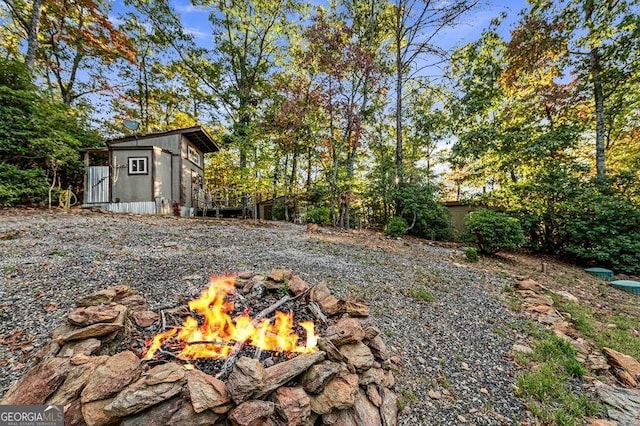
1,270,399,426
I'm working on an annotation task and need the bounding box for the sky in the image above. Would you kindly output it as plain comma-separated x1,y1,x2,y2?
111,0,531,52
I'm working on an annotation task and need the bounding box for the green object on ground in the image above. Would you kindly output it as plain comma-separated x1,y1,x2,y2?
584,267,614,281
610,280,640,296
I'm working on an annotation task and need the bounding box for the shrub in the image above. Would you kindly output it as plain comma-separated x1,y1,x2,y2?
306,206,331,225
0,164,49,206
463,209,525,254
272,202,286,220
464,247,479,262
385,216,407,237
555,190,640,275
395,183,454,240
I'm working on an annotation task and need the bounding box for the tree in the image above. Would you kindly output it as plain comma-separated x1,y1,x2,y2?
390,0,479,192
525,0,640,179
1,0,44,68
36,0,134,104
0,58,100,205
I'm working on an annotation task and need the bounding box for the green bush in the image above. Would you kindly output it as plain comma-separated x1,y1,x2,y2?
463,208,525,254
395,183,454,240
555,190,640,275
0,164,49,206
306,206,331,225
464,247,479,262
385,216,407,237
272,202,286,220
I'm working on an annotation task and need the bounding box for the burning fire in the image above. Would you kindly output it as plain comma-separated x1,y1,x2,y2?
143,276,318,361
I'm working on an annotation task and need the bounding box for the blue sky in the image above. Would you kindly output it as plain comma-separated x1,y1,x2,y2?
111,0,531,51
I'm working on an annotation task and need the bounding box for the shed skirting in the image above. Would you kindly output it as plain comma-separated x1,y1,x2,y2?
83,200,173,215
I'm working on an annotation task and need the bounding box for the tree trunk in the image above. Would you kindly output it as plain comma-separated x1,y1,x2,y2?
25,0,44,69
394,2,403,215
590,47,606,180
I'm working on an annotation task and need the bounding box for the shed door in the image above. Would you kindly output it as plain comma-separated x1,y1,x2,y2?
86,166,109,203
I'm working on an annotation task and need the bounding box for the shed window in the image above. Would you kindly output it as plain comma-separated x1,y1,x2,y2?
188,146,201,166
128,157,148,175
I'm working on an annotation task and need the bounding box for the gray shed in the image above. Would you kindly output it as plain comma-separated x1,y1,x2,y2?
82,126,219,215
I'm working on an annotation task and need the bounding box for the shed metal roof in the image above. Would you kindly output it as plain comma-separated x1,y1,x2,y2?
107,126,220,153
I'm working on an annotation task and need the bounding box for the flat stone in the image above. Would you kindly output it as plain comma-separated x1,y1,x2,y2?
118,295,148,312
82,397,117,426
132,310,160,328
339,342,374,372
318,295,343,316
352,388,381,425
1,357,70,405
257,351,326,398
167,398,220,425
380,387,398,426
268,268,293,283
538,312,565,325
228,400,275,426
77,288,117,307
120,396,183,426
603,347,640,382
237,271,255,280
359,317,381,340
365,384,382,407
318,338,347,363
524,294,554,307
359,368,385,386
554,290,579,303
144,362,185,385
302,360,340,394
288,275,310,295
309,373,359,415
68,305,121,326
81,351,142,403
271,387,311,426
187,368,231,413
383,371,395,388
103,370,185,417
368,335,390,361
109,285,138,301
344,299,370,317
63,399,84,426
56,305,127,344
47,356,109,405
310,282,332,303
59,338,101,357
325,318,365,346
227,356,266,404
515,279,542,292
595,380,640,424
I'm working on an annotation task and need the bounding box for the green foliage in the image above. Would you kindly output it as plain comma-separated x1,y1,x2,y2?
272,202,286,221
0,164,49,206
462,209,525,254
0,58,100,206
384,216,407,238
505,168,640,274
306,206,331,225
464,247,479,262
395,183,453,241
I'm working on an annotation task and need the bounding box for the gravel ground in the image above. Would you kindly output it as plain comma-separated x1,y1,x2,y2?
0,210,532,424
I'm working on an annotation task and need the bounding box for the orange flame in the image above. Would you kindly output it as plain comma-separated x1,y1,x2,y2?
143,276,317,361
